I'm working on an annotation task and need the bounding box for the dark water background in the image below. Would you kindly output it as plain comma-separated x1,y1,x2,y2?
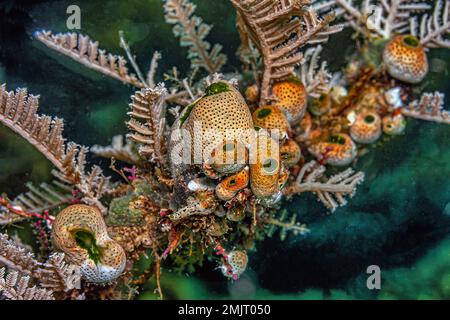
0,0,449,299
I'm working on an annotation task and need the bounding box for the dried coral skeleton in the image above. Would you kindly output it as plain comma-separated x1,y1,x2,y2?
0,0,449,300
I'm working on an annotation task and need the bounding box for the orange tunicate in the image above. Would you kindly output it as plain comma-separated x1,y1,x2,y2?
308,133,357,166
51,204,126,283
245,84,259,103
350,110,382,144
309,94,332,116
280,139,302,166
215,167,250,201
382,114,406,136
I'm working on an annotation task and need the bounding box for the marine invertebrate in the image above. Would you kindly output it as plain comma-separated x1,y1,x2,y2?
35,31,145,88
350,110,382,144
249,134,282,202
286,161,365,212
280,139,302,166
164,0,227,73
231,0,343,105
383,113,406,135
296,45,332,99
126,85,168,167
210,141,248,175
327,0,431,40
309,133,357,166
219,249,248,280
402,91,450,124
216,167,250,201
0,268,55,300
1,0,448,301
0,233,82,299
272,79,309,123
0,84,110,213
252,105,291,138
180,81,254,164
383,35,429,83
309,93,332,116
51,205,126,283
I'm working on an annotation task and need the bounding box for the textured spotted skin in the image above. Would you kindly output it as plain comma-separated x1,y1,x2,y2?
222,250,248,279
350,111,382,144
280,139,302,166
210,141,248,174
309,133,357,167
383,114,406,135
216,167,249,201
383,35,428,84
272,80,308,123
252,105,290,138
52,204,126,283
249,135,281,199
182,82,254,164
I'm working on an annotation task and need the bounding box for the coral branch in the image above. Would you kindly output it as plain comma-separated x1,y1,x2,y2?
35,30,145,88
287,161,365,211
164,0,227,74
402,91,450,124
231,0,342,105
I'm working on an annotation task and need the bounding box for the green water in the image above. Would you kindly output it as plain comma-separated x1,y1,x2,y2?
0,0,449,300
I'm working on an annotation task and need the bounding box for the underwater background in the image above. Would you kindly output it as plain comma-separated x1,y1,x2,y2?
0,0,449,299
